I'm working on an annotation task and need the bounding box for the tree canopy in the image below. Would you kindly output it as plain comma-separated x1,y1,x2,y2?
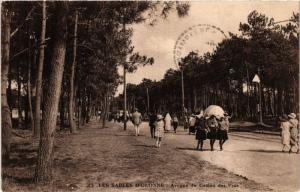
117,10,299,120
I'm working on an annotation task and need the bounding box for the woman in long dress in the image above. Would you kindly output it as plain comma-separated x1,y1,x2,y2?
217,115,229,151
288,113,299,153
195,115,207,151
206,115,219,151
279,115,291,152
164,113,172,132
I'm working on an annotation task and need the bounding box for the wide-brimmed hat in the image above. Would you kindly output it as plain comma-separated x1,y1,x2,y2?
288,113,296,119
157,114,163,120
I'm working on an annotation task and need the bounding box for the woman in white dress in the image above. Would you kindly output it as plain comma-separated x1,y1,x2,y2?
155,115,165,148
164,113,172,131
288,113,299,153
279,115,291,152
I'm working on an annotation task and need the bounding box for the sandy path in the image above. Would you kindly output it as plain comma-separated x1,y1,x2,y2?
136,122,300,192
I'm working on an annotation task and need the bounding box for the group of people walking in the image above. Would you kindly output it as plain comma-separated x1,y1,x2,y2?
147,109,230,150
130,107,230,149
127,108,179,145
125,107,299,153
279,113,299,154
190,112,230,151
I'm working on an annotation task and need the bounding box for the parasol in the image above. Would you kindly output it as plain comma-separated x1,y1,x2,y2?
204,105,225,119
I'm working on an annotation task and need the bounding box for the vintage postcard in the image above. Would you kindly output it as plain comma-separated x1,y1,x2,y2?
1,1,299,192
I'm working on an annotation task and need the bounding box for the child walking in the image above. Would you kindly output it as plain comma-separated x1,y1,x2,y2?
155,114,165,148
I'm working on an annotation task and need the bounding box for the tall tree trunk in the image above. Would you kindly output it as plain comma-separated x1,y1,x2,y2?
76,65,81,129
203,86,206,108
193,89,197,111
88,93,92,121
99,99,103,122
34,1,47,137
69,10,78,133
273,88,277,116
246,67,250,117
102,94,107,128
123,65,127,130
277,88,284,115
293,76,298,113
1,5,12,161
35,2,68,183
8,70,12,112
27,28,34,130
261,84,266,118
17,64,22,129
86,92,91,123
81,89,86,126
269,88,274,116
59,91,65,129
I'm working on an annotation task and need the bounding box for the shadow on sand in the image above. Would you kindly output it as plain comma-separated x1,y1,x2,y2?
176,147,212,152
133,144,155,148
239,149,286,154
115,134,132,137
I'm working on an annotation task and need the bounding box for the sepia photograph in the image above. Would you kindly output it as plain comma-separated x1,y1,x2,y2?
1,1,299,192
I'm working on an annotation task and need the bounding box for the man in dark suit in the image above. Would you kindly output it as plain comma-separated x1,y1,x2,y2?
149,112,157,138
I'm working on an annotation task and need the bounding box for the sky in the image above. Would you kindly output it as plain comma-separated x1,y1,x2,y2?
116,1,299,95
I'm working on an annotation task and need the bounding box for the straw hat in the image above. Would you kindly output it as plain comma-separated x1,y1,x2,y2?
288,113,296,119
